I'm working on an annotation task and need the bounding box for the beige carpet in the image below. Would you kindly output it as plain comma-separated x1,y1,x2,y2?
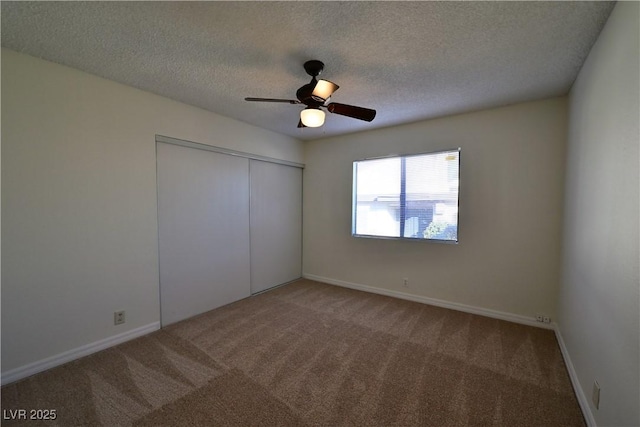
1,279,584,426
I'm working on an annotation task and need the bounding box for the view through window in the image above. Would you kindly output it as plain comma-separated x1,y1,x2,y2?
352,149,460,242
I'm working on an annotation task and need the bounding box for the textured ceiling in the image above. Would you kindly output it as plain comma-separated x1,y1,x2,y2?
1,1,615,141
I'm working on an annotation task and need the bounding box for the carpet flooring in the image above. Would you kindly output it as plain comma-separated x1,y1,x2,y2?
1,279,585,426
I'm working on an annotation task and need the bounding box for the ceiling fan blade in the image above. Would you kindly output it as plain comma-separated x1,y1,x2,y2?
327,103,376,122
245,97,301,104
297,119,307,128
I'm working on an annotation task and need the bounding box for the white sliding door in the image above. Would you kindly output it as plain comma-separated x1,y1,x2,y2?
250,160,302,294
157,142,250,326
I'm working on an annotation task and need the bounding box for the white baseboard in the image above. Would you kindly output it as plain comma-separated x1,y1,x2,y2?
554,325,596,427
1,322,160,385
302,273,554,330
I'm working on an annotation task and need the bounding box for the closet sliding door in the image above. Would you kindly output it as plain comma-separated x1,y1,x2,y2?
157,142,251,326
250,160,302,294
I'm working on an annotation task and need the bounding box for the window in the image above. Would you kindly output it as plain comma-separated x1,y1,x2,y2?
352,149,460,242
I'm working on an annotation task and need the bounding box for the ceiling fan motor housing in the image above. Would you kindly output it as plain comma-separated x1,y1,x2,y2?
296,82,324,107
296,60,328,106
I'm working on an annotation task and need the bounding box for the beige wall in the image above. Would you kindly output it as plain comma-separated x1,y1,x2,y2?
1,48,303,374
559,2,640,425
303,97,567,320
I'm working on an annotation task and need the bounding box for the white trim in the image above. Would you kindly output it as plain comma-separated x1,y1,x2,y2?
156,135,305,169
554,325,596,427
302,274,554,330
1,322,160,385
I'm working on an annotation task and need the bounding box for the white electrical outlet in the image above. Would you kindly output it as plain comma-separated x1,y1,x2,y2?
543,316,551,324
536,314,544,322
114,310,126,325
592,381,600,409
403,278,409,287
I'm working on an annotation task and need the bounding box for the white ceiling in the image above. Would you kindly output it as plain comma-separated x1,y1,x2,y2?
1,1,615,141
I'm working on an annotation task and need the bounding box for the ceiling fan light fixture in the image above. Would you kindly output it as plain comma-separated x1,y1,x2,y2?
311,79,339,102
300,107,325,127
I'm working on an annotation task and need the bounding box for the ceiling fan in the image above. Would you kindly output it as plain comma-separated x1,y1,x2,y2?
245,60,376,128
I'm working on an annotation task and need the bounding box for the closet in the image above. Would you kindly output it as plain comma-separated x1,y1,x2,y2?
156,136,302,326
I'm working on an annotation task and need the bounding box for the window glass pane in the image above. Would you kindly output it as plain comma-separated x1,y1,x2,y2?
354,157,401,237
405,151,459,241
352,149,459,242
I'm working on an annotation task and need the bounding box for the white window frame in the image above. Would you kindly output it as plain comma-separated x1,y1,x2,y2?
351,148,460,243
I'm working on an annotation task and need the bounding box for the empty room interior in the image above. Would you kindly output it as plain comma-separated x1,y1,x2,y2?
1,2,638,426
